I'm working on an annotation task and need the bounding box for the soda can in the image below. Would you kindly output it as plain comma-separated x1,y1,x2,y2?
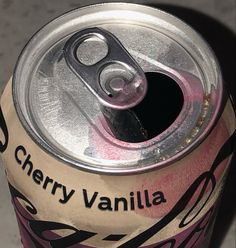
0,3,235,248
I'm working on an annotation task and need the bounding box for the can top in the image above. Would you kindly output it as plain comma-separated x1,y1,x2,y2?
13,3,223,174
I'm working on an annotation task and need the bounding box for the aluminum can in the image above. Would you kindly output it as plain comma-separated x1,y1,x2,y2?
0,3,235,248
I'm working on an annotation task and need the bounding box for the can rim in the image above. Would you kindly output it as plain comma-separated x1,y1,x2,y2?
12,2,225,175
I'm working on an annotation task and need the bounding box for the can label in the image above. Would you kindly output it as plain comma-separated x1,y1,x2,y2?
9,183,217,248
0,79,235,247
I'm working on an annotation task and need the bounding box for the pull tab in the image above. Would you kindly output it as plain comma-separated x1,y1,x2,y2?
64,27,147,110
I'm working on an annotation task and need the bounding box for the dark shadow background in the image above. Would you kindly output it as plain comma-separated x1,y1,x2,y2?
148,5,236,248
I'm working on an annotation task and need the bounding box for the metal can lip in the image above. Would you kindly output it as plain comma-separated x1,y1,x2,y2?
12,3,224,174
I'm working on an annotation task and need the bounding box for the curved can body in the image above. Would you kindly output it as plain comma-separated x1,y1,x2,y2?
0,3,235,248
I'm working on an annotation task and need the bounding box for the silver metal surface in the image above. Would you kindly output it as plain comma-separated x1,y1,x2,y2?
13,3,223,174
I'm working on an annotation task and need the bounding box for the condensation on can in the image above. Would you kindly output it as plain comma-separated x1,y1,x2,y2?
0,3,235,248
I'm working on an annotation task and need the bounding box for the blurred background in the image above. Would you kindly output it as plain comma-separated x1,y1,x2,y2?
0,0,235,247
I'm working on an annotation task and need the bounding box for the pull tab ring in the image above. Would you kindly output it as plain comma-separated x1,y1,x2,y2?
64,27,147,110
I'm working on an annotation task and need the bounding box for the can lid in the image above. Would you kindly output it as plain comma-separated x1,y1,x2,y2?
13,3,223,174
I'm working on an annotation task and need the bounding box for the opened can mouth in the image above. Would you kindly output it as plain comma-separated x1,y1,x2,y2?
100,71,184,143
13,3,223,174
